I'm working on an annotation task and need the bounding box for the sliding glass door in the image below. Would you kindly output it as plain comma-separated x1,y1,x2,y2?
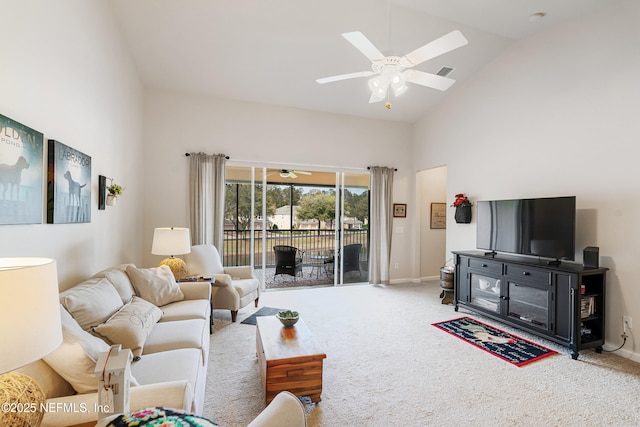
224,166,369,289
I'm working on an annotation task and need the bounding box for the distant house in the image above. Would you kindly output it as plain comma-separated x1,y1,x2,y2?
343,217,363,229
272,205,299,229
271,205,363,230
224,216,273,231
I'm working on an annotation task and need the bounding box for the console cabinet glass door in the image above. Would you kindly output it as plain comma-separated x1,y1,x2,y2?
469,273,502,315
506,281,550,332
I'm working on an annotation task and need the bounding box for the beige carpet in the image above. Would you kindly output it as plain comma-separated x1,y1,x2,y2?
203,281,640,427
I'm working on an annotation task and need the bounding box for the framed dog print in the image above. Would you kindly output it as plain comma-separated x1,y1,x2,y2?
47,140,91,223
0,114,44,225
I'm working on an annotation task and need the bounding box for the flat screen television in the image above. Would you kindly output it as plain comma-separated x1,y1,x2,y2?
476,196,576,261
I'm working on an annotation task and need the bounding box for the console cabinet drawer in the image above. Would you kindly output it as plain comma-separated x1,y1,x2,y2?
505,265,551,284
468,258,502,275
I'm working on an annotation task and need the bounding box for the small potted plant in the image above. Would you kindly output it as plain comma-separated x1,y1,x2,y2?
451,193,473,223
106,181,124,206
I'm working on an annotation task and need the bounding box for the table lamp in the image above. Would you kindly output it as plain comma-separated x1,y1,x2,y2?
0,258,63,427
152,227,191,280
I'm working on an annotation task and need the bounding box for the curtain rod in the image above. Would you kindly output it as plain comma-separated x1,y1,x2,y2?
367,166,398,171
185,152,230,159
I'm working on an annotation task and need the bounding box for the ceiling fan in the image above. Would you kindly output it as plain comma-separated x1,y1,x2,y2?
268,169,312,179
316,30,468,106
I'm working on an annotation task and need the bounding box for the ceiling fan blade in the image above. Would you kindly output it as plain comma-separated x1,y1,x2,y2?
289,172,297,179
342,31,386,62
293,170,312,175
405,69,456,91
316,71,374,84
403,30,468,67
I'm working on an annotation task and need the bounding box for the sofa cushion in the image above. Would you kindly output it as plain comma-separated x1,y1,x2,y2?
43,306,111,393
143,319,207,358
60,278,124,330
92,297,163,360
160,299,210,322
94,264,136,303
126,265,185,307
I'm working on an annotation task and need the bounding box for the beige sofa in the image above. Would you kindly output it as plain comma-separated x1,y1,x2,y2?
16,263,211,426
17,263,306,427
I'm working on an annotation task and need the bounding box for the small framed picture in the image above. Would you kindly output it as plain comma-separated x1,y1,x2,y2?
430,203,447,229
393,203,407,218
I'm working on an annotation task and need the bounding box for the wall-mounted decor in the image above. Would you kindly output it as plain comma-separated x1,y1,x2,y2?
98,175,107,210
452,193,473,224
430,202,446,229
47,140,91,223
99,175,124,209
0,114,44,225
106,179,124,207
393,203,407,218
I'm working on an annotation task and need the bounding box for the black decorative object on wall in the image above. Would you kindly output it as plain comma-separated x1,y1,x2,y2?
98,175,106,210
455,205,472,223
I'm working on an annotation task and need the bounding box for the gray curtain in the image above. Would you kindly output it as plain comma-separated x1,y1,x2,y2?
188,153,226,251
369,166,394,285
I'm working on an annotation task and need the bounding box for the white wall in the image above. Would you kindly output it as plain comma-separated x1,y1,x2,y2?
142,89,415,280
413,1,640,360
0,0,144,289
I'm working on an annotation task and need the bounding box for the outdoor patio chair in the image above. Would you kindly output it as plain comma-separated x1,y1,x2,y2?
273,245,304,280
342,243,362,277
184,244,260,322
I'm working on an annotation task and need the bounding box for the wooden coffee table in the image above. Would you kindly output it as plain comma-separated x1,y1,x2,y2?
256,316,326,404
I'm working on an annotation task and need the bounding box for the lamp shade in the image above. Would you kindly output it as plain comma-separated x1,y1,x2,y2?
0,258,62,374
151,227,191,256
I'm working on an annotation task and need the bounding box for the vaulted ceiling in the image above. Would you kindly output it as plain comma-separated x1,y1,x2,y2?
110,0,622,123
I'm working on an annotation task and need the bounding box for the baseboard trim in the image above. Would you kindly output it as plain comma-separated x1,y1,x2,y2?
612,347,640,363
389,278,422,285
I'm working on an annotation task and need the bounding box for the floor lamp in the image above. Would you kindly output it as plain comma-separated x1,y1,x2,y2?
152,227,191,280
0,258,63,427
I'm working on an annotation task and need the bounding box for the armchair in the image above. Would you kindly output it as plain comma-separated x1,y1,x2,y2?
184,244,260,322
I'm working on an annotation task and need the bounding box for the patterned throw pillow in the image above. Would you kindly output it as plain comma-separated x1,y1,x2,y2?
106,407,217,426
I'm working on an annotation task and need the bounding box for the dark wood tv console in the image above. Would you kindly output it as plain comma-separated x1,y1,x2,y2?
453,251,608,360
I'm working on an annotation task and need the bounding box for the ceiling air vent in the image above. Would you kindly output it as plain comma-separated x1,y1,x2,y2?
436,66,455,77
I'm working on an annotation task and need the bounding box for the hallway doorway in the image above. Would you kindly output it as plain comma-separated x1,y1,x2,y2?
417,166,448,279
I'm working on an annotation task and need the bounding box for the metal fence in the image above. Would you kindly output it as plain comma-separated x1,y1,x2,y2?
223,229,369,267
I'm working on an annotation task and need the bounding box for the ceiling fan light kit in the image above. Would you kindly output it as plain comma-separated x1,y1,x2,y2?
316,30,468,108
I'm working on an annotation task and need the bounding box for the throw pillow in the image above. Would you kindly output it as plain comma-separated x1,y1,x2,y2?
60,278,124,330
92,296,163,360
93,264,136,303
44,306,140,393
126,265,185,307
103,407,217,427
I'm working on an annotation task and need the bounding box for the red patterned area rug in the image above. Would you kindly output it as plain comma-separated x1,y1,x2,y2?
432,316,557,366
